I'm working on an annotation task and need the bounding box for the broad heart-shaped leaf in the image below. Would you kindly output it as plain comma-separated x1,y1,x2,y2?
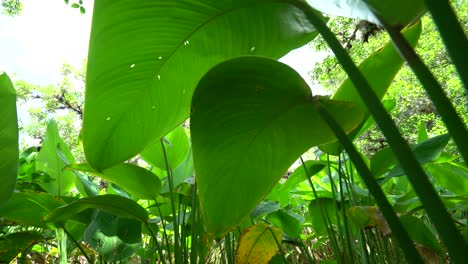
83,0,320,170
0,73,18,207
319,21,422,155
36,120,76,195
191,56,364,238
236,223,283,264
83,210,141,262
306,0,425,26
141,125,190,170
66,163,161,200
43,194,148,227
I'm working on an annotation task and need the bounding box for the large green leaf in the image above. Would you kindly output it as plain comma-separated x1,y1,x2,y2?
191,56,363,238
306,0,425,26
319,21,422,155
83,0,320,170
36,120,76,195
141,125,190,170
83,210,141,262
66,163,161,200
0,191,72,228
43,195,148,227
0,73,18,206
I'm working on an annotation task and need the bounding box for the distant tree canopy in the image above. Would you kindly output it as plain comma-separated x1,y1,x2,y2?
1,0,86,16
1,0,21,16
311,0,468,156
16,62,85,160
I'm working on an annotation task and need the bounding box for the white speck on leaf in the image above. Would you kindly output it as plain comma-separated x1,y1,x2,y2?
184,40,190,46
157,75,161,80
130,64,135,68
158,56,163,60
250,46,255,53
106,117,111,121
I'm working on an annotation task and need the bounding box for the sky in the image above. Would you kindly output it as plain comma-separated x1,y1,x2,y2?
0,0,324,93
0,0,93,86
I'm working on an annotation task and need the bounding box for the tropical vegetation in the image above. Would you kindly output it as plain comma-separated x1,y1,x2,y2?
1,0,467,263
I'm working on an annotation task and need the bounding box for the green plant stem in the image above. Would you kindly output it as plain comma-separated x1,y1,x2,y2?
315,103,424,263
300,157,342,262
384,23,468,165
55,228,67,264
267,226,288,263
63,227,92,264
146,222,167,264
423,0,468,93
190,182,199,264
154,201,172,264
161,140,181,264
295,3,468,261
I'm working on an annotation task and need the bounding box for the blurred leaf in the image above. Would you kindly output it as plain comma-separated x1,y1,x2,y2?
36,120,76,195
66,163,161,200
0,231,43,263
417,121,428,143
43,195,148,227
56,145,99,197
192,57,363,238
161,149,194,193
370,147,396,178
83,0,320,170
347,206,390,235
400,215,442,253
266,209,303,238
365,0,426,26
281,161,326,193
306,0,425,26
308,198,340,236
236,223,282,264
141,125,190,170
84,210,141,261
0,73,18,206
385,134,450,179
251,201,281,219
427,162,468,195
0,191,68,228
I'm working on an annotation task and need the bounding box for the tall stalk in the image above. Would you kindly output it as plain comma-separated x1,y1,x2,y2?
161,140,181,264
383,22,468,165
315,102,424,263
290,2,468,260
423,0,468,93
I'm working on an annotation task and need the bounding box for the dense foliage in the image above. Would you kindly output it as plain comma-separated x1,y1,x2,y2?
1,0,467,263
311,0,468,155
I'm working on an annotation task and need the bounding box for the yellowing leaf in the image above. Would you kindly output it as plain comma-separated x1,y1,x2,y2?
236,223,283,264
